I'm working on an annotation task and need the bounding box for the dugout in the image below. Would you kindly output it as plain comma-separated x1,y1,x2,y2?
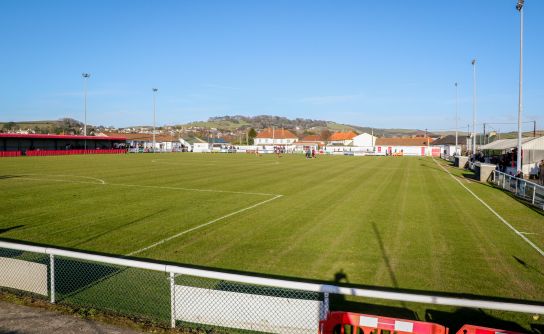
480,136,544,177
0,134,127,153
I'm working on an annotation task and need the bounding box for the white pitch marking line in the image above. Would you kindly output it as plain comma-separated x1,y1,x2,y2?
108,182,278,197
13,174,277,197
432,158,544,257
127,194,284,256
17,174,106,185
520,232,539,235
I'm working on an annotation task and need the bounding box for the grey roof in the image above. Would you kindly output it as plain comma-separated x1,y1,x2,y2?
480,137,543,150
181,137,206,145
431,135,467,146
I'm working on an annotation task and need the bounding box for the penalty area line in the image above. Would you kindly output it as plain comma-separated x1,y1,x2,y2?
432,158,544,257
13,174,277,196
126,194,283,256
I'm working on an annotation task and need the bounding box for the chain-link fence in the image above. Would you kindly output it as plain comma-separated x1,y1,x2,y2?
491,170,544,209
0,241,329,333
173,274,325,334
1,240,544,334
53,255,170,324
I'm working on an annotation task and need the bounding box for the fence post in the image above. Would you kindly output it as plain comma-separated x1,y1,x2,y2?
170,272,175,329
50,254,55,304
532,186,536,204
323,292,330,320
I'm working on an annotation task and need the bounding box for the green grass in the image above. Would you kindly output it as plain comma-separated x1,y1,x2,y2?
1,154,543,330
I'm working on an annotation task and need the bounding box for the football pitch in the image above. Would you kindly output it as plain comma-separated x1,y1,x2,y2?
1,153,543,325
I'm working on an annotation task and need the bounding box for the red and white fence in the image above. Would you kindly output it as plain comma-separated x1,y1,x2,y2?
24,149,127,156
0,151,22,157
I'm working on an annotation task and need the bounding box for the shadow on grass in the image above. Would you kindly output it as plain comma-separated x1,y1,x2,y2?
0,225,24,234
532,323,544,334
425,308,526,333
513,256,544,277
462,172,478,181
488,186,544,217
54,257,123,299
0,175,22,180
2,237,543,306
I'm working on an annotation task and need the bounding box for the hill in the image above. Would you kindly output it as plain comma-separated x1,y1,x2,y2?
178,115,434,137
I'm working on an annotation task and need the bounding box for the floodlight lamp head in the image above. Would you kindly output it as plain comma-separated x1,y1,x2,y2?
152,88,158,92
82,73,90,78
455,82,458,87
516,0,524,11
471,59,476,65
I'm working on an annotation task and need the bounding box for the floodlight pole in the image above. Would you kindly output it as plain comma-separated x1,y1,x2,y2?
471,59,477,156
82,73,91,150
153,88,158,153
516,0,524,176
455,82,459,155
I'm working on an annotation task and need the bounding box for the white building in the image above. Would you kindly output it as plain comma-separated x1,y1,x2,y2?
374,137,438,156
352,133,377,147
254,128,298,146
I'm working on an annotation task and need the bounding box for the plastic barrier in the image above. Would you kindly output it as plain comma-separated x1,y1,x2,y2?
455,324,522,334
320,312,448,334
0,151,22,157
24,149,127,156
319,312,524,334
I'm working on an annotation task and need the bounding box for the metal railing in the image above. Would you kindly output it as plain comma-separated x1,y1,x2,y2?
491,170,544,210
1,240,543,333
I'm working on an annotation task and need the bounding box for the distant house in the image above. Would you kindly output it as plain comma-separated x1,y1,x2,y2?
254,128,298,146
180,137,207,152
103,132,182,152
431,135,467,156
328,131,358,146
352,133,377,147
374,137,437,156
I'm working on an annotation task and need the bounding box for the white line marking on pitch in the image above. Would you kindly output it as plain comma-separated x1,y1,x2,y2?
520,232,539,235
432,158,544,257
108,183,277,197
13,174,277,196
17,174,106,184
126,194,283,256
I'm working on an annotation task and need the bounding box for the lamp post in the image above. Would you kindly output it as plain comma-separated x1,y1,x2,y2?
471,59,477,156
82,73,90,150
516,0,524,176
152,88,158,153
455,82,459,155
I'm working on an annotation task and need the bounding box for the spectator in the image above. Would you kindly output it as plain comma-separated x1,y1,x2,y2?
539,160,544,185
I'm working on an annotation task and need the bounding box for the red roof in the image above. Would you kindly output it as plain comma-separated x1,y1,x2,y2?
329,131,357,141
256,128,297,139
302,135,322,142
0,133,126,141
375,137,434,146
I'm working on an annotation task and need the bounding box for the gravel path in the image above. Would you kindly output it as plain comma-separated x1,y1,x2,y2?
0,301,142,334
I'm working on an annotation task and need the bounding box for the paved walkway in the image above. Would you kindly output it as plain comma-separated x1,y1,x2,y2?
0,301,141,334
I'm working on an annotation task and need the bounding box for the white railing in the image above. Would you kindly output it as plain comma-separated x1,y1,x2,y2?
491,170,544,210
1,240,544,333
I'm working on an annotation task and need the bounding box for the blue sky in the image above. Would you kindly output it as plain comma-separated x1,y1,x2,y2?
0,0,542,131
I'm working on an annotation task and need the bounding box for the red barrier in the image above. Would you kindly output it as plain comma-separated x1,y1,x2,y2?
24,149,127,157
319,312,524,334
455,324,522,334
0,151,22,157
320,312,448,334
